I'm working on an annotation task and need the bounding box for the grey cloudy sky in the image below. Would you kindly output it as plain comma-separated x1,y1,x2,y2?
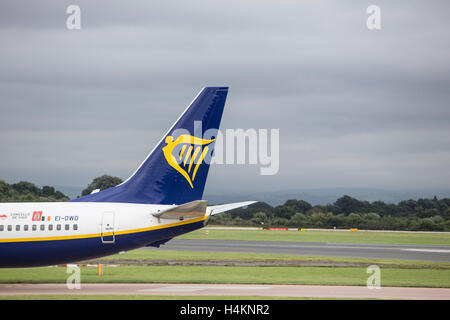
1,0,450,196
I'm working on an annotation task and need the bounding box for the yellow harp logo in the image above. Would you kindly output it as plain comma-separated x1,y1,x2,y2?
162,135,215,188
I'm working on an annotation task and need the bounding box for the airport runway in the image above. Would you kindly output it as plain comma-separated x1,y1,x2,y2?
146,239,450,262
1,283,449,299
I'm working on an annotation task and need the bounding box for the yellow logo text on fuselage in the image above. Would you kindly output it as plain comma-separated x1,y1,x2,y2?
162,135,215,188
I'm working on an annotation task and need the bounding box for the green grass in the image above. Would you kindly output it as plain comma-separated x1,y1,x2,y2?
1,265,449,288
2,228,449,298
178,228,450,246
103,249,450,269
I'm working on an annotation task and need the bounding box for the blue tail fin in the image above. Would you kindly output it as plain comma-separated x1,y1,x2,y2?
71,87,228,205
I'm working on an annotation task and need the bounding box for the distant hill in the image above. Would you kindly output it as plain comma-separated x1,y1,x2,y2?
53,186,82,199
12,182,450,208
204,187,450,206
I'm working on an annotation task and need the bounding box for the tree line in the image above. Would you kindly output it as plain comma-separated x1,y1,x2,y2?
2,175,450,231
0,180,69,202
211,195,450,231
0,175,121,202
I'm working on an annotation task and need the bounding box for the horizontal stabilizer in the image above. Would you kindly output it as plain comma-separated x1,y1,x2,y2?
207,201,257,216
153,200,207,220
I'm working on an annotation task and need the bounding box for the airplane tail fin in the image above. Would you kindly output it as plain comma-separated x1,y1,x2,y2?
72,87,228,205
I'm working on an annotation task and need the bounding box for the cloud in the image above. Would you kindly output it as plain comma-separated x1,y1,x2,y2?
0,0,449,194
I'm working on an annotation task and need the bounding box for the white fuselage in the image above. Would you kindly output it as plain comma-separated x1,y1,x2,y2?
1,202,172,240
0,202,207,267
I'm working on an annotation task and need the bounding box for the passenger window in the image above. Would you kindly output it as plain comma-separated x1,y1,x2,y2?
0,225,4,231
16,225,20,231
73,224,78,231
48,224,53,231
65,224,70,231
32,224,37,231
24,225,29,231
57,224,61,231
40,224,45,231
7,225,12,231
